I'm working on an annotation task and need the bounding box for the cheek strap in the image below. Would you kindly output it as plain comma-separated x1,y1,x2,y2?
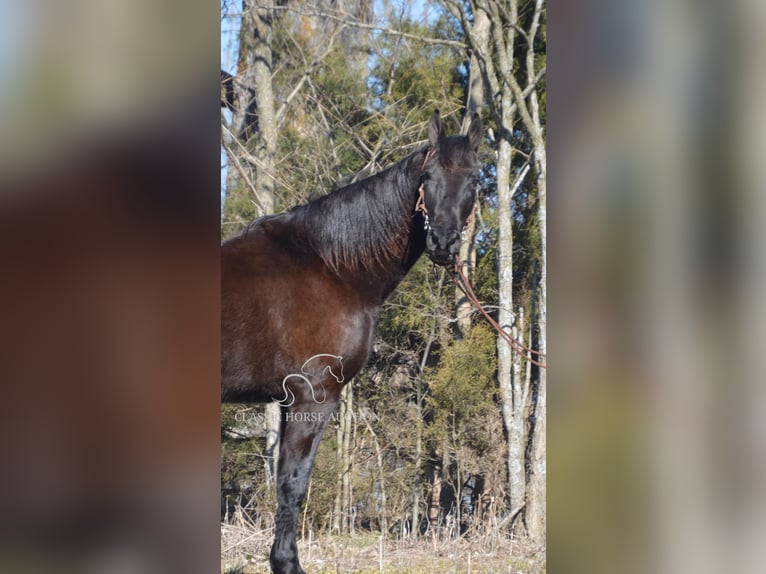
416,190,476,237
414,182,430,231
414,148,436,231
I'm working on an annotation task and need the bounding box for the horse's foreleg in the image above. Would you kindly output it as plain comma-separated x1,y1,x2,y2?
269,393,340,574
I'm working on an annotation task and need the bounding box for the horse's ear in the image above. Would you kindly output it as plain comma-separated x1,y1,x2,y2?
428,110,443,148
467,113,483,151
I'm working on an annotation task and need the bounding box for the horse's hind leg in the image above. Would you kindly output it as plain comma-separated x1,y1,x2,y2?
269,386,341,574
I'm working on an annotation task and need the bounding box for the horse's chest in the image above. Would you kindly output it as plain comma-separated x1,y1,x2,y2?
333,308,377,366
292,305,374,373
273,278,376,376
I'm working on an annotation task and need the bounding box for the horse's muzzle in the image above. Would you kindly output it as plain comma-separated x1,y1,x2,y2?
426,228,461,266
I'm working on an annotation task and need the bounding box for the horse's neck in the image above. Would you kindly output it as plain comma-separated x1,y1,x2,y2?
345,155,427,303
289,149,429,304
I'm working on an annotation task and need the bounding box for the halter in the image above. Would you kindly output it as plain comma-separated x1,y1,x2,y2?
414,148,435,231
414,147,476,237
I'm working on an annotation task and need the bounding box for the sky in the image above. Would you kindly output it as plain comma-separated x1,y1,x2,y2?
220,0,241,203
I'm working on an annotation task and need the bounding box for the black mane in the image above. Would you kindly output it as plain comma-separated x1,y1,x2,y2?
290,148,429,274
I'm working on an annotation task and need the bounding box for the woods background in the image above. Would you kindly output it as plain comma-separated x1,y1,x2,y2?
220,0,546,570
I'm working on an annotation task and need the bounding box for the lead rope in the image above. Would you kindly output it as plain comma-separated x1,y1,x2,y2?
452,255,547,369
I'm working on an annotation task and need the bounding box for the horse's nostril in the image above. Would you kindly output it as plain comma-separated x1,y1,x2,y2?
428,229,460,251
444,231,460,250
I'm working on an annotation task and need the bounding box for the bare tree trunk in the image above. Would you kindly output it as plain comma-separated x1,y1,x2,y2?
455,9,490,337
454,458,462,538
224,0,277,218
249,0,279,482
363,415,387,535
525,0,547,545
495,104,528,530
247,2,277,215
455,215,478,337
443,0,523,528
332,410,343,534
222,2,281,477
331,383,351,534
264,401,280,484
460,9,490,127
413,271,445,538
412,368,424,539
342,382,354,534
527,153,547,544
527,337,546,544
445,0,546,538
428,459,443,537
331,382,354,535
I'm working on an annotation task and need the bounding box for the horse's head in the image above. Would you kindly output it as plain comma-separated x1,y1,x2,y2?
419,110,483,266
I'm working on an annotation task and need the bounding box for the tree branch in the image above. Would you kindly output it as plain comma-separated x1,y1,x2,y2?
221,132,265,213
264,4,467,49
275,22,345,129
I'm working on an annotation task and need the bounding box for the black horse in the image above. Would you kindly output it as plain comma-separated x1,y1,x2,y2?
222,111,482,573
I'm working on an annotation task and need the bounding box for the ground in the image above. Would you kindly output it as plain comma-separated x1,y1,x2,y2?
221,524,545,574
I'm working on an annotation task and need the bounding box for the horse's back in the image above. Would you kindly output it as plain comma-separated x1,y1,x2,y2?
221,215,375,403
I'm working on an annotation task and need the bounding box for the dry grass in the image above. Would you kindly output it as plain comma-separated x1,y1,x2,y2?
221,518,545,574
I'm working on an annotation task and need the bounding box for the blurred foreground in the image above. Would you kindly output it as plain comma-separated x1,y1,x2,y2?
549,0,766,572
0,1,220,573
